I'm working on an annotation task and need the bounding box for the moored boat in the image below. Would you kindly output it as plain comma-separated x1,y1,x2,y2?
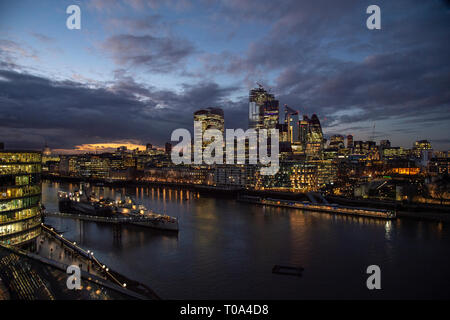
238,195,396,219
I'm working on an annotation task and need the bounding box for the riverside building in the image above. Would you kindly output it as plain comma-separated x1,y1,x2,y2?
0,150,42,247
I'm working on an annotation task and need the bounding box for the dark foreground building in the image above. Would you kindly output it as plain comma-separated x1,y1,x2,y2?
0,245,142,300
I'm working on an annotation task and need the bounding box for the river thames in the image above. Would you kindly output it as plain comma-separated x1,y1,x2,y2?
42,181,450,299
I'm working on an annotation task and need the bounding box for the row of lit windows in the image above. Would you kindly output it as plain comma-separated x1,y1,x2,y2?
0,226,41,246
0,195,40,213
0,164,41,175
0,152,41,164
0,185,42,200
0,206,40,224
0,216,41,237
0,174,41,187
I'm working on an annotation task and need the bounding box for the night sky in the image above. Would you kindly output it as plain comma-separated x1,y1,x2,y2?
0,0,449,153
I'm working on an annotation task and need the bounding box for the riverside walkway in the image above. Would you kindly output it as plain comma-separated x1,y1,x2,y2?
38,224,160,299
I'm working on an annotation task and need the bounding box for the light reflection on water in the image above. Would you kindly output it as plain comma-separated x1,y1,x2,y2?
42,181,450,299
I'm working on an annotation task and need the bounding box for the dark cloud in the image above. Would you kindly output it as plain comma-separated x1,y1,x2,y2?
0,69,244,150
199,0,450,144
2,0,450,150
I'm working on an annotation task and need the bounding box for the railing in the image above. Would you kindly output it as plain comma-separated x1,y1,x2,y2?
41,223,126,288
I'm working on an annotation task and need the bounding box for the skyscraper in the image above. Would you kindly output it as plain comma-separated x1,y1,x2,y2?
347,135,354,149
299,115,309,149
194,107,224,134
194,107,225,153
248,85,279,129
413,140,432,158
306,114,324,159
284,105,299,143
0,150,42,247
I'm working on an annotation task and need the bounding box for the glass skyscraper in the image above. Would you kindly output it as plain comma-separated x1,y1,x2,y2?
0,151,42,247
248,85,279,129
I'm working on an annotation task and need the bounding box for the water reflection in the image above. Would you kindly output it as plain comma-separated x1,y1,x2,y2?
41,181,450,299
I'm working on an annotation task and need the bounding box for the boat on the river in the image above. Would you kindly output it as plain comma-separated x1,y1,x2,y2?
238,195,396,219
113,196,179,231
58,186,113,216
57,183,178,231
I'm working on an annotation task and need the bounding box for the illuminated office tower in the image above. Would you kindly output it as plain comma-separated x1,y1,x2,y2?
299,116,309,146
194,107,225,153
262,100,280,129
347,135,354,149
306,114,324,159
248,85,279,129
284,105,299,143
413,140,432,158
329,135,345,149
0,151,42,247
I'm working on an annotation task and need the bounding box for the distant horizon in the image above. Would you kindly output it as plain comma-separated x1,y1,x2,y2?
3,134,448,155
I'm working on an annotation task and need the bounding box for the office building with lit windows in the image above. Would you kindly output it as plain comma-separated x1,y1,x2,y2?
284,105,299,143
413,140,432,158
0,151,42,247
248,85,279,129
194,107,225,153
306,114,324,159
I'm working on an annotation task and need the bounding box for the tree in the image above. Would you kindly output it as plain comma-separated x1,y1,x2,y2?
433,173,450,205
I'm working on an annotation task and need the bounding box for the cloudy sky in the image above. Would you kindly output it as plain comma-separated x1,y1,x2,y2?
0,0,449,153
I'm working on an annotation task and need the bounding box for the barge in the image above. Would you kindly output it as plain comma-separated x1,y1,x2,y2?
238,195,396,219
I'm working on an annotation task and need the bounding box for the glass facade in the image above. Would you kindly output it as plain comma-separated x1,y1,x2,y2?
0,151,42,246
248,86,279,130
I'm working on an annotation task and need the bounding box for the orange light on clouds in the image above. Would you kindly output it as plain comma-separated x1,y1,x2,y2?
53,141,148,154
76,142,147,152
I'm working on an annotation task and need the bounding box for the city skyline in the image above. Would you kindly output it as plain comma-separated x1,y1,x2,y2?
1,0,450,153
